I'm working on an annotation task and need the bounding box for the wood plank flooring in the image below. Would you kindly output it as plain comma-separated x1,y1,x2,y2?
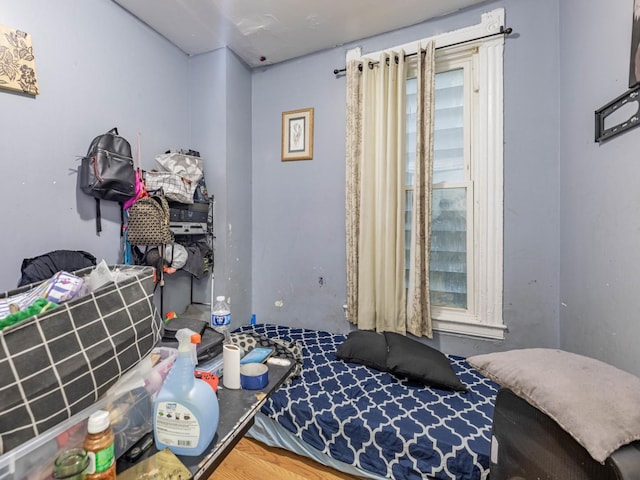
210,437,364,479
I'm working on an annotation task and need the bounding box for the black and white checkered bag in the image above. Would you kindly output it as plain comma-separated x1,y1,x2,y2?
144,171,197,204
0,265,163,455
144,152,204,205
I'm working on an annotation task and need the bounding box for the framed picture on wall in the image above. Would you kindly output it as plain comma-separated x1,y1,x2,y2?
282,108,314,161
0,24,39,95
630,0,640,87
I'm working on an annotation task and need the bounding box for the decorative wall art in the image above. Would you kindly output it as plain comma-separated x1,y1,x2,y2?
630,0,640,88
594,1,640,142
0,24,39,96
282,108,314,161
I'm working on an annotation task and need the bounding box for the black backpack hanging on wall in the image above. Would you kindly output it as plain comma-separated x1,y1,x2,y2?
79,127,136,233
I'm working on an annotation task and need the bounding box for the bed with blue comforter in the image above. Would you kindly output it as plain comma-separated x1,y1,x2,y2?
236,324,498,480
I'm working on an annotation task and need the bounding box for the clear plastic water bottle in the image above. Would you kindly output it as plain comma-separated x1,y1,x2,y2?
211,295,231,343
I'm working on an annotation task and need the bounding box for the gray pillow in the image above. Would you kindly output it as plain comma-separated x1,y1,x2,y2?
384,331,466,391
468,348,640,462
336,330,389,371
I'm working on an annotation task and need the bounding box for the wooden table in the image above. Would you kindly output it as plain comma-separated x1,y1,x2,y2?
116,361,293,479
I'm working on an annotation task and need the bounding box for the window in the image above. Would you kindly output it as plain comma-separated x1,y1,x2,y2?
405,10,505,339
347,8,505,339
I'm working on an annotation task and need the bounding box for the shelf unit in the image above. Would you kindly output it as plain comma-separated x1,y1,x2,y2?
160,195,214,317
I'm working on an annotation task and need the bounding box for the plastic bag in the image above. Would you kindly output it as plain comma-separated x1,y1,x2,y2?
155,152,203,183
84,259,114,292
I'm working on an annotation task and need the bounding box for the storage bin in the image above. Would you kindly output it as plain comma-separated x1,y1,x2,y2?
107,346,177,458
0,345,177,480
0,265,163,455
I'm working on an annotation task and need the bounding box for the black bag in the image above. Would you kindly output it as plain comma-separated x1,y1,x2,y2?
126,195,174,246
79,127,136,233
18,249,96,287
160,327,224,363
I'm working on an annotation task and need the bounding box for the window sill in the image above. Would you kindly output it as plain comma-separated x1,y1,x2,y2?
432,308,506,340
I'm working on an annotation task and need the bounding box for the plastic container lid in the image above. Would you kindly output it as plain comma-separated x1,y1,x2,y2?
87,410,110,434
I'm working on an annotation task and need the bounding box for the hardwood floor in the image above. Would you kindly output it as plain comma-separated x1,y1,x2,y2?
211,437,364,479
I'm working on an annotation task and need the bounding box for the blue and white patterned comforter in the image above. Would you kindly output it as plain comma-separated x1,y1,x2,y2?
238,324,498,480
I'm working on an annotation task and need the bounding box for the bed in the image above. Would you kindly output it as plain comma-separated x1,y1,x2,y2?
235,324,499,480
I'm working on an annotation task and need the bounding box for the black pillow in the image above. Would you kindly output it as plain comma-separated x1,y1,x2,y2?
336,330,389,372
384,331,466,391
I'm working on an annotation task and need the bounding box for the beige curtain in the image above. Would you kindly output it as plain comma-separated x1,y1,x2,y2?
407,43,435,337
345,58,362,329
346,42,436,337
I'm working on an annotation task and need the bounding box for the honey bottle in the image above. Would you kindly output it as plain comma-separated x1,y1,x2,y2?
83,410,116,480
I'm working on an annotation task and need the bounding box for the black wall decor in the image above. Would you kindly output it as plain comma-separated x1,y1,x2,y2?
595,85,640,143
630,0,640,88
595,1,640,143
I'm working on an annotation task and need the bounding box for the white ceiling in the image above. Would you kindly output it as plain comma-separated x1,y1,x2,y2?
113,0,490,68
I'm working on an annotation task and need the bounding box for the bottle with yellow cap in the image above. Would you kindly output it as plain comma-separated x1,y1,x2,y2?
153,328,219,456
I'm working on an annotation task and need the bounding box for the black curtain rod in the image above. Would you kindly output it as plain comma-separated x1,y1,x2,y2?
332,26,513,75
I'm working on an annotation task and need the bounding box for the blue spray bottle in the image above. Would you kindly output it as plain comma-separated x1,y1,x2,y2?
153,328,219,456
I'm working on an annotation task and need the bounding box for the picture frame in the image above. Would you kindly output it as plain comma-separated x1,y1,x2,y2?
0,24,39,96
282,108,314,161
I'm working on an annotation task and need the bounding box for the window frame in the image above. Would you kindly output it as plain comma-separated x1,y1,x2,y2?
353,8,506,339
433,9,505,339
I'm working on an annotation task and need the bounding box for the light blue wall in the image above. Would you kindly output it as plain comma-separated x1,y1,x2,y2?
0,0,190,290
251,49,349,332
10,0,636,375
0,1,252,324
251,0,563,357
184,49,253,329
223,52,253,326
160,49,228,318
559,0,640,376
